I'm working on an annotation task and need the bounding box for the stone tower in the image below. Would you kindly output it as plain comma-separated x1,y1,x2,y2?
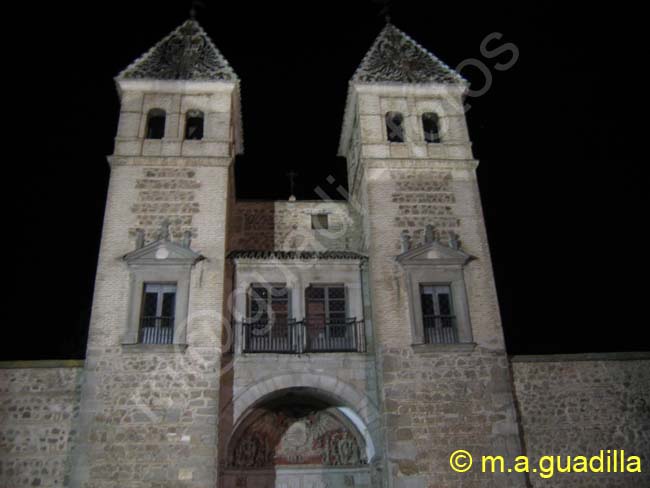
338,24,527,487
68,20,241,487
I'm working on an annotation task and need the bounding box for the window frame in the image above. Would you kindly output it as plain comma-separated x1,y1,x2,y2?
246,283,292,325
145,108,166,139
385,111,405,143
184,110,204,140
124,266,192,346
397,242,474,347
305,283,348,323
422,112,441,143
311,214,329,230
419,283,458,344
139,282,178,344
403,266,472,345
122,239,202,349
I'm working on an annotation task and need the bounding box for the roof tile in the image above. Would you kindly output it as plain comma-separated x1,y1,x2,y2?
118,20,237,81
352,23,464,84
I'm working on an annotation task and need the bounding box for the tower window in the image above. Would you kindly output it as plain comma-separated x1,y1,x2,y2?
420,284,457,344
385,112,405,143
145,109,166,139
422,112,441,143
139,283,176,344
311,214,329,230
185,110,204,140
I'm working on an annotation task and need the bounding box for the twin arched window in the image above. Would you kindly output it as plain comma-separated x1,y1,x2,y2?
145,109,204,140
384,111,442,143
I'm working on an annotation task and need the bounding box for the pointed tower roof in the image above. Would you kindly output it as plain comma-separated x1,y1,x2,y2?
117,20,237,81
351,23,464,84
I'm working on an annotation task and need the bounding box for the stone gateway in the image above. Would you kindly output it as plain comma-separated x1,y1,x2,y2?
1,18,649,488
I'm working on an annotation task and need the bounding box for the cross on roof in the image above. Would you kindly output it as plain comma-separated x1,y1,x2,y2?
189,0,205,20
286,171,298,199
372,0,392,23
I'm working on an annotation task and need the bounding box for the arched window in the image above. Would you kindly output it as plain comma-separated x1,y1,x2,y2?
145,109,166,139
385,112,405,143
422,112,441,143
185,110,204,140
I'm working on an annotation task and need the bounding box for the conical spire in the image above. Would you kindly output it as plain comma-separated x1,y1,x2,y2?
352,23,464,84
118,20,237,81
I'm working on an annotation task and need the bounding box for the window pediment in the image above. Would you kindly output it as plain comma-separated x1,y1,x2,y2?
396,240,472,267
123,239,203,266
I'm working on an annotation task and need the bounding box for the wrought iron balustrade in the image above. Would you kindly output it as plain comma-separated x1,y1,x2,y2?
423,315,458,344
240,318,366,353
139,316,174,344
241,319,299,353
304,317,365,353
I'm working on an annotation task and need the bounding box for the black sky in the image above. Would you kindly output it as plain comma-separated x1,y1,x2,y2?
5,0,647,360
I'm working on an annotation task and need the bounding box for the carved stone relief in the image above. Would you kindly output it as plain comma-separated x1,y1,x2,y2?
230,406,366,468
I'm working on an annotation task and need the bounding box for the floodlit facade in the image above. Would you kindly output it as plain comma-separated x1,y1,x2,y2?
1,18,649,488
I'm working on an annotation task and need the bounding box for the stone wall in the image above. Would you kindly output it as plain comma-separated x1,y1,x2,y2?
0,362,83,488
512,353,650,488
379,347,525,487
74,347,221,486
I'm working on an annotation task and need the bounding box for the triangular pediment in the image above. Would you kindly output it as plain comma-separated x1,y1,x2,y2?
123,239,203,266
396,240,471,266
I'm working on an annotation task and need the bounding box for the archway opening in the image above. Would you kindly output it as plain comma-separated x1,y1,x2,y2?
221,388,372,487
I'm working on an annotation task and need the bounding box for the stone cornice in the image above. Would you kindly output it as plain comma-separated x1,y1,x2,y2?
107,155,233,168
0,360,85,369
510,351,650,362
363,158,479,171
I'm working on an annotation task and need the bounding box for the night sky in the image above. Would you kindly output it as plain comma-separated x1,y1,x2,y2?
5,1,647,360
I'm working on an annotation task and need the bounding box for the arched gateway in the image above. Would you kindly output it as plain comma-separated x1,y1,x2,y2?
221,390,373,487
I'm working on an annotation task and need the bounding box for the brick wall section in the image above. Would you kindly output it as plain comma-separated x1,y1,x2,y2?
512,354,650,487
361,162,506,348
228,201,275,250
0,364,83,488
229,200,361,252
130,167,202,242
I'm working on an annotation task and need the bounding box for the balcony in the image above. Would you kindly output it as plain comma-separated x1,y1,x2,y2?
240,318,366,354
139,316,174,344
423,314,458,344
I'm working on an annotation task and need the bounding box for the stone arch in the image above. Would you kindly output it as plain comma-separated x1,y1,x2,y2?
219,379,377,487
225,373,379,427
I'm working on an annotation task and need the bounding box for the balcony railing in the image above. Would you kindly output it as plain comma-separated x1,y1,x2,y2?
423,315,458,344
139,316,174,344
241,318,365,354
